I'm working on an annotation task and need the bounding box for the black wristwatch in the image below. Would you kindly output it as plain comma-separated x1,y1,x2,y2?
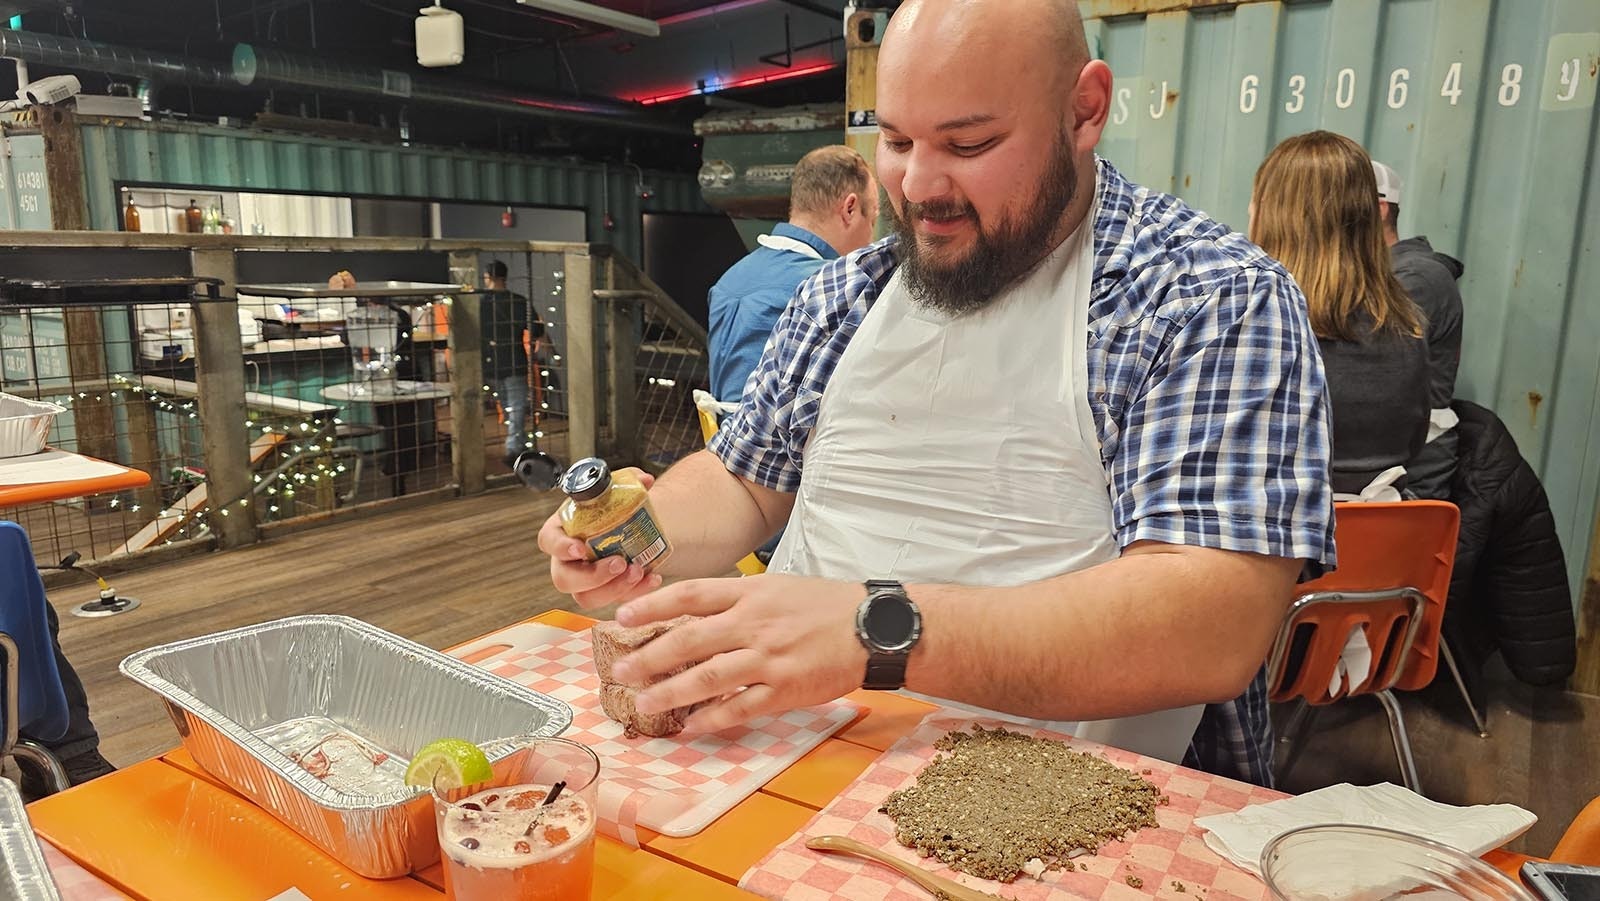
855,580,922,690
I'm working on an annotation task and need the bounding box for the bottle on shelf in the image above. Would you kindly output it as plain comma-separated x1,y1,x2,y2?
123,194,141,232
184,199,202,233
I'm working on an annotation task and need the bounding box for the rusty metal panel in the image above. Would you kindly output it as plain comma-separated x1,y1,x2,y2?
1089,0,1600,600
694,104,848,223
70,118,709,262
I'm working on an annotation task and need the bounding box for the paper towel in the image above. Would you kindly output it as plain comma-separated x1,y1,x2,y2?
1196,782,1536,877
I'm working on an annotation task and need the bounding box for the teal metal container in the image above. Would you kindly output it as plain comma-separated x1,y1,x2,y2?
70,118,709,263
1085,0,1600,603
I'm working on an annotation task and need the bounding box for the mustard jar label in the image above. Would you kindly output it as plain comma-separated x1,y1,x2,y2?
586,506,669,568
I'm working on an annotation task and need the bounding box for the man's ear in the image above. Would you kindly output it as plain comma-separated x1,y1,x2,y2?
842,193,860,225
1071,60,1114,154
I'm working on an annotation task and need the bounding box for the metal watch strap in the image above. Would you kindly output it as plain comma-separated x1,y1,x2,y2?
862,580,911,691
862,653,910,691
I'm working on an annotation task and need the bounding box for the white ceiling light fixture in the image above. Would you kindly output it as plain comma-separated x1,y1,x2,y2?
416,2,466,67
516,0,662,38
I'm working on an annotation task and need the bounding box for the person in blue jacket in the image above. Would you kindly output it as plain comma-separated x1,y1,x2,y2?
707,145,879,406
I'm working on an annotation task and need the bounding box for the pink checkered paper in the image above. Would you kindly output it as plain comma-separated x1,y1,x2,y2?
739,713,1288,901
451,622,860,847
41,841,128,900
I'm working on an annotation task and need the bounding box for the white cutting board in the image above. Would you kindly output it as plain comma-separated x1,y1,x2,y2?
451,621,859,838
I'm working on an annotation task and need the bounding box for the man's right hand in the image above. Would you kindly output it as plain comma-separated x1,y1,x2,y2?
537,470,664,609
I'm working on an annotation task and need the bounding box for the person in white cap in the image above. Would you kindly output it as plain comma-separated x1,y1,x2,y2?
1373,158,1464,499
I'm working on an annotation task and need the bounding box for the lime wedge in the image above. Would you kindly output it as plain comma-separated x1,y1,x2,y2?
404,738,493,789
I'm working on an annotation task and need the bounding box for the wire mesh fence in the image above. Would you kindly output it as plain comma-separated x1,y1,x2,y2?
628,297,710,474
1,295,211,563
0,238,707,571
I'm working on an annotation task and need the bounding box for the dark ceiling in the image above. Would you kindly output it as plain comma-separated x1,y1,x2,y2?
1,0,852,170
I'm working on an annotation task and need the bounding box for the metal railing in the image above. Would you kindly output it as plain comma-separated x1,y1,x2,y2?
0,232,711,572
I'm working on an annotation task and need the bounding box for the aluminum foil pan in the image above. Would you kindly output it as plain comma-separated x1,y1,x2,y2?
0,394,62,459
119,615,572,878
0,778,62,901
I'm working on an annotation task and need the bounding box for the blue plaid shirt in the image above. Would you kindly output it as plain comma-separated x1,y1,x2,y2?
709,158,1337,786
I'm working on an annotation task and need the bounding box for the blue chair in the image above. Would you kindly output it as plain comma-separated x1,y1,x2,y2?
1,521,72,794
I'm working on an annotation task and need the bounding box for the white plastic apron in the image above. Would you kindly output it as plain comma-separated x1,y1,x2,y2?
768,200,1205,763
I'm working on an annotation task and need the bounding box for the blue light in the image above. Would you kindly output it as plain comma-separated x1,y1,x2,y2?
7,15,20,29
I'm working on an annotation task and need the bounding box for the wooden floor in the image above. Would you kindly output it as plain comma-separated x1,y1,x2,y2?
45,487,1600,857
50,486,586,768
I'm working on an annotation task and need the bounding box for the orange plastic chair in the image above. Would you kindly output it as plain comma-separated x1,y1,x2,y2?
1551,796,1600,865
1269,501,1460,794
693,390,766,577
1483,796,1600,879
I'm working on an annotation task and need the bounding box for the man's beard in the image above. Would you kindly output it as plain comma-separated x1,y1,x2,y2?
890,134,1078,316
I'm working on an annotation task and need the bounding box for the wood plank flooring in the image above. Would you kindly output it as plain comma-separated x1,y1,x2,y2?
48,486,585,767
40,486,1600,857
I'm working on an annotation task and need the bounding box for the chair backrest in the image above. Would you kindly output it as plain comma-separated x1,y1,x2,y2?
1267,501,1460,704
688,390,768,577
692,389,738,445
0,522,70,744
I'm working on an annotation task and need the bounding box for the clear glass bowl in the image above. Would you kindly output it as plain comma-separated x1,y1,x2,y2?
1260,824,1538,901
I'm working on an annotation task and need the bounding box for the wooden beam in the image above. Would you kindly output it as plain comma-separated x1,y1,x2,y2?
39,102,120,466
120,390,164,516
136,375,335,419
188,249,257,550
844,7,890,240
37,104,88,231
0,231,591,255
1572,505,1600,695
447,249,486,495
604,295,640,466
564,247,597,463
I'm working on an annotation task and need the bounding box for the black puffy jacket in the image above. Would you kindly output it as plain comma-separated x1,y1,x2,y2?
1444,400,1575,686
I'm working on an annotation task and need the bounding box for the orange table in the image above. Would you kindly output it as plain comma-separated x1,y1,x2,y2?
27,609,933,899
0,449,150,507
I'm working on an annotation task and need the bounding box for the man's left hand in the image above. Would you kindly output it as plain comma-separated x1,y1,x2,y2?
609,575,868,733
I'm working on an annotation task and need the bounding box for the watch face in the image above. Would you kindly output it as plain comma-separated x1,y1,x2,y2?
865,594,917,651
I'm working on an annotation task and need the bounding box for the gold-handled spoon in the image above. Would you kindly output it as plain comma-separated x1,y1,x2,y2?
805,835,1009,901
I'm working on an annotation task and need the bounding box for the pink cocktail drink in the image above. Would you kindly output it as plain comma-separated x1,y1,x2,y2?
438,784,596,901
430,738,601,901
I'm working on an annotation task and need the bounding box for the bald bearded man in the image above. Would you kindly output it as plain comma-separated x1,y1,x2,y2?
538,0,1335,786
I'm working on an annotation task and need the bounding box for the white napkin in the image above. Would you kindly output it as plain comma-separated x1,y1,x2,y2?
1331,465,1407,504
1328,626,1374,696
1196,782,1536,878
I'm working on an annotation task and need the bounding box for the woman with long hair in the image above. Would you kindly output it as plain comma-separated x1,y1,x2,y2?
1251,130,1430,495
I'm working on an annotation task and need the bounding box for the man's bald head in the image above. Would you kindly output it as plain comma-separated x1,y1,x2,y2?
884,0,1090,98
873,0,1113,315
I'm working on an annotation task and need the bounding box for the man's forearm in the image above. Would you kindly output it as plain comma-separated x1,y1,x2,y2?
649,450,792,578
903,545,1299,721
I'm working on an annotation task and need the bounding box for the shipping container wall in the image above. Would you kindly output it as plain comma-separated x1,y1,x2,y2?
1086,0,1600,604
72,120,710,263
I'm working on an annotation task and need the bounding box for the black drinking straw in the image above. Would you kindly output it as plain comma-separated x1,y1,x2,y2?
541,780,567,806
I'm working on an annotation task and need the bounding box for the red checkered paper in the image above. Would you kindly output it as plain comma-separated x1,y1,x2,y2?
452,623,860,847
739,713,1287,901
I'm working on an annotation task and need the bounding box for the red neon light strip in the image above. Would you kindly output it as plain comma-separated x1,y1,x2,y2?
636,62,839,106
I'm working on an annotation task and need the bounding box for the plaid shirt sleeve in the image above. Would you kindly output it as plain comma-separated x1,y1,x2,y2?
1103,263,1336,571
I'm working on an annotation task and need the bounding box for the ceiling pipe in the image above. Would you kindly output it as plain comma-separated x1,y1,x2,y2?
233,43,687,135
0,30,687,136
0,29,231,88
